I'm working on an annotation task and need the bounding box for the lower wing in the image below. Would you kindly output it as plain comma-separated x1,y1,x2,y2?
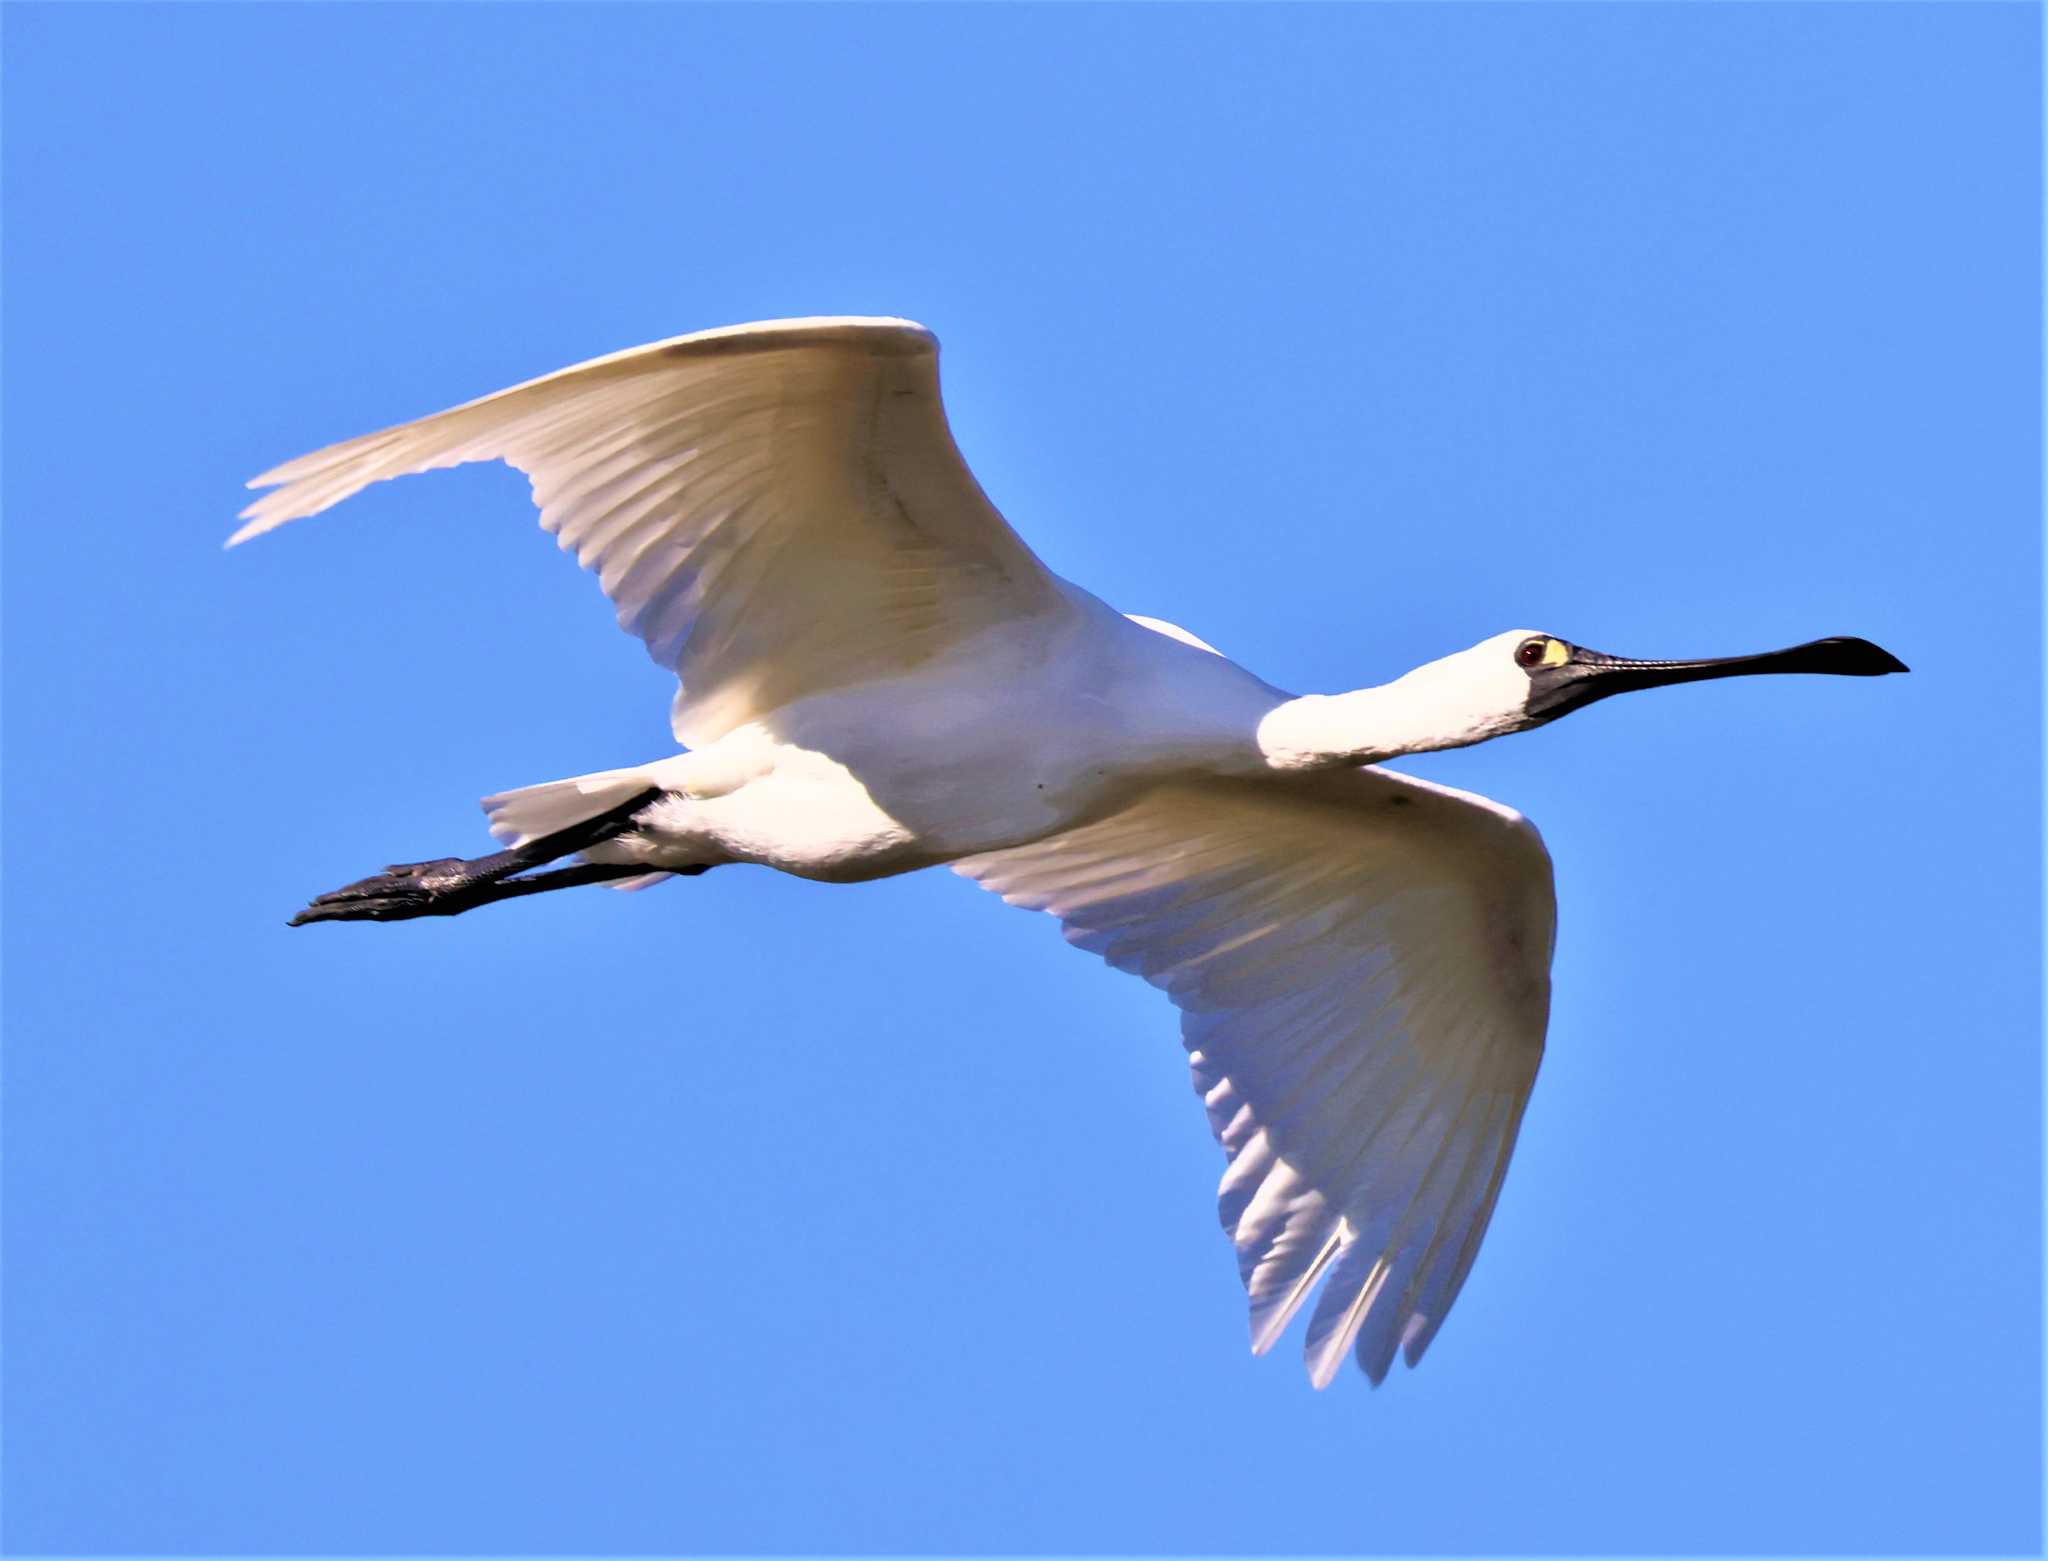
955,767,1556,1386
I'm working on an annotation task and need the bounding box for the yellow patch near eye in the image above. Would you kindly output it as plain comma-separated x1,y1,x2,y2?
1539,638,1570,667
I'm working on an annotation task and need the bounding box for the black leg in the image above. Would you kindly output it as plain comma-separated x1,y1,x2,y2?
289,787,688,926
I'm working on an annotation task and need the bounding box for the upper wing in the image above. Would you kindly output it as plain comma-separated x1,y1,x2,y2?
234,317,1068,745
955,767,1555,1387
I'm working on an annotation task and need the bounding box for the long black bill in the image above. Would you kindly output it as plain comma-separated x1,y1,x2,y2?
1528,635,1908,720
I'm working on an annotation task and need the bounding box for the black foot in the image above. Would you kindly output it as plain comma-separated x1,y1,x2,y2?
290,858,496,925
289,788,673,927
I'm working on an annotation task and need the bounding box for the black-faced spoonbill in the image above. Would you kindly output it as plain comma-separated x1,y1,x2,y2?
235,317,1906,1387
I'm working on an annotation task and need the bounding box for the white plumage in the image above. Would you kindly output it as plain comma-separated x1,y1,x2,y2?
956,771,1550,1387
237,316,1903,1385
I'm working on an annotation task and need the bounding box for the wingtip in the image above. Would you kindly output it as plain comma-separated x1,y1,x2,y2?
1398,1310,1433,1370
1306,1358,1342,1391
226,489,290,546
1305,1338,1349,1390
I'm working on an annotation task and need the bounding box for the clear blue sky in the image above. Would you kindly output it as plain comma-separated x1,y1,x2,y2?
3,4,2039,1553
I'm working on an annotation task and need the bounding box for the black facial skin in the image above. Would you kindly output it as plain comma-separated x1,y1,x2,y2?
1519,636,1909,722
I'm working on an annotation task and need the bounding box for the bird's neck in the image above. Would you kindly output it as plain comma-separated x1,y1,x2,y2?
1256,678,1524,771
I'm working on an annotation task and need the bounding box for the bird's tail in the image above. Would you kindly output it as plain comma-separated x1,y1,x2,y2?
481,769,672,891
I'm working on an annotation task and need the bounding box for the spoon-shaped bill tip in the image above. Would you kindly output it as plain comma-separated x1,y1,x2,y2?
1802,636,1910,676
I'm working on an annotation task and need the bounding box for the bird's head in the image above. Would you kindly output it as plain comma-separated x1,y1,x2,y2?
1258,628,1908,769
1484,628,1910,729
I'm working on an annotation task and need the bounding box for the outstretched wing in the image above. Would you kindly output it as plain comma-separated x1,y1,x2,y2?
955,768,1555,1387
235,317,1068,745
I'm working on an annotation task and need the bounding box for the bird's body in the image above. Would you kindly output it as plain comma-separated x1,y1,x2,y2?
523,585,1285,884
237,316,1904,1387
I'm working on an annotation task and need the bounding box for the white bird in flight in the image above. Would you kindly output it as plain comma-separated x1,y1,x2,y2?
235,316,1905,1387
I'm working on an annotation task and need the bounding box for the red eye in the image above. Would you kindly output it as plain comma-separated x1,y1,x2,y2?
1516,638,1550,669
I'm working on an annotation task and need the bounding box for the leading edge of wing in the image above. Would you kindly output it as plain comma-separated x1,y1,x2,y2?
229,316,937,545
